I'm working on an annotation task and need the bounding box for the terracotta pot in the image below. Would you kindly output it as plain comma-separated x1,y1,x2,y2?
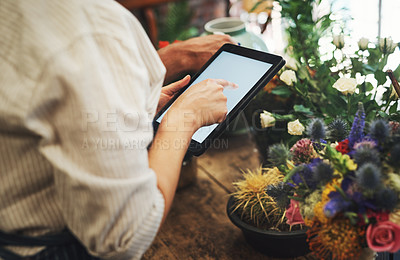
227,196,310,258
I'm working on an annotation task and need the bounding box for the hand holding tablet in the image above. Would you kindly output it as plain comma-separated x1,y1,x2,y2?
154,44,285,156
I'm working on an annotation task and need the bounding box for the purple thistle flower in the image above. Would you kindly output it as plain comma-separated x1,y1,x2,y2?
355,163,381,190
353,145,380,166
325,177,376,217
324,196,351,218
348,103,365,149
291,164,318,189
369,119,390,144
307,118,326,140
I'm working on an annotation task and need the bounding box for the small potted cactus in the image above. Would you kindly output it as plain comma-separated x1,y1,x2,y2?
227,167,309,258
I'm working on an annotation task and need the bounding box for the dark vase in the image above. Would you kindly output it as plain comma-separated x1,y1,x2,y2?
226,196,310,258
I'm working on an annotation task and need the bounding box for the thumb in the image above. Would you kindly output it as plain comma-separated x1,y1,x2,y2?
164,75,191,94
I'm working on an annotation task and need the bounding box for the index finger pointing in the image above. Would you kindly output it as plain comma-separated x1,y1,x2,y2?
213,79,238,89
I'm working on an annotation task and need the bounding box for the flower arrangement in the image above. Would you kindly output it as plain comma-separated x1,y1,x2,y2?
240,103,400,259
246,0,400,162
233,0,400,258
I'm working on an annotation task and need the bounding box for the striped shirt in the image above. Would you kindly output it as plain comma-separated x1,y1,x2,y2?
0,0,166,259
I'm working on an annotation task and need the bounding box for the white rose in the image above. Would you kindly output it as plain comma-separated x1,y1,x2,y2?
285,56,298,71
280,70,297,86
358,37,369,51
332,77,358,95
260,110,276,128
288,119,305,135
333,34,344,49
379,37,398,54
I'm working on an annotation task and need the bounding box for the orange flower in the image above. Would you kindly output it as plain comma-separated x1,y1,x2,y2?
307,218,365,260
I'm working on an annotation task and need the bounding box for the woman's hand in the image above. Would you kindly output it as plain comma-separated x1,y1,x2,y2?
150,78,237,223
162,78,238,135
157,75,191,114
158,35,236,84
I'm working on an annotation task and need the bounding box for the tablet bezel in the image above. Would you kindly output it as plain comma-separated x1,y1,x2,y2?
153,43,285,156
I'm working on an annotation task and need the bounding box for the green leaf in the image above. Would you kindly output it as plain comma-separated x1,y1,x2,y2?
271,85,292,98
389,103,398,114
364,82,374,92
375,70,388,86
377,111,389,118
363,64,377,73
293,104,313,115
351,58,363,74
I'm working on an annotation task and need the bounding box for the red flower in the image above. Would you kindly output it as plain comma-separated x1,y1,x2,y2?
158,41,170,49
285,199,305,226
367,221,400,252
158,40,181,49
336,139,350,154
367,210,389,222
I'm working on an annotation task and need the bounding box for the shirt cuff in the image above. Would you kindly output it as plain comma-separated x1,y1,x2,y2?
107,189,165,260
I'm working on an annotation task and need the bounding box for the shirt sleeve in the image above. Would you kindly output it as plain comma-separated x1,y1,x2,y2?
26,29,166,259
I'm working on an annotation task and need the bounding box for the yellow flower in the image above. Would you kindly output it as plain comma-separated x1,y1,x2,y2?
343,155,357,171
314,201,329,224
313,179,342,223
300,189,322,221
390,210,400,226
386,172,400,193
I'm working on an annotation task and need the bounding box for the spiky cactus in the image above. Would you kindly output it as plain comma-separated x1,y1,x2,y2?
232,167,286,229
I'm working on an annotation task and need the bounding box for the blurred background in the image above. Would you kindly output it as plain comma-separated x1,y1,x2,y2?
118,0,399,68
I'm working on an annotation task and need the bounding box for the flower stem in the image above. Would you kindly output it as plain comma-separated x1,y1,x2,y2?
388,69,400,98
347,94,351,115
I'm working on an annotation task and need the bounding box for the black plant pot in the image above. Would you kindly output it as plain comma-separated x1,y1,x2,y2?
227,196,310,258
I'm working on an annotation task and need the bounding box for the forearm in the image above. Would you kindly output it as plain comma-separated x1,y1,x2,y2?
148,110,196,222
157,42,192,84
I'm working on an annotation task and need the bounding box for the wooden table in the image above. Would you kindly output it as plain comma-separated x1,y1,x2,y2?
142,133,312,260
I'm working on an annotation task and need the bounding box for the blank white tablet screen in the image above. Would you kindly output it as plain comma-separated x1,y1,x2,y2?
156,51,272,143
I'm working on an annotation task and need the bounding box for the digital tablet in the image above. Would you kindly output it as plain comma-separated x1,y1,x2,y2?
154,43,285,156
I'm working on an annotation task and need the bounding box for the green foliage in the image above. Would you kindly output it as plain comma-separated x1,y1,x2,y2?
280,0,333,68
157,1,198,42
249,0,399,164
266,0,399,126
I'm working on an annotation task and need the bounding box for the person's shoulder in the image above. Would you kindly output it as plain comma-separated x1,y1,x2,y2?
46,0,141,43
81,0,142,37
0,0,142,80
